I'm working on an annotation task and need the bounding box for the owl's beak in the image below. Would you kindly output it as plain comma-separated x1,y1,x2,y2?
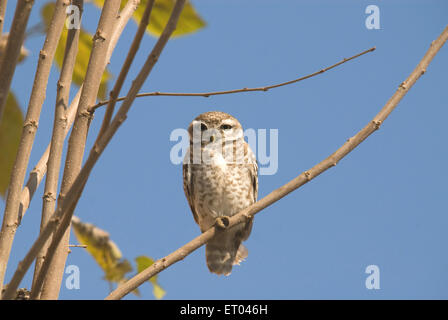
209,135,215,143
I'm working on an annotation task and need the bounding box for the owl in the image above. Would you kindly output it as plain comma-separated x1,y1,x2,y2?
183,111,258,275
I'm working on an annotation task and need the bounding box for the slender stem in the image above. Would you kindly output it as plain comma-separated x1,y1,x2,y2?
96,0,155,139
16,0,140,224
35,0,122,300
90,47,376,112
31,0,84,300
0,0,64,294
0,0,33,124
18,89,81,225
0,0,187,300
105,25,448,300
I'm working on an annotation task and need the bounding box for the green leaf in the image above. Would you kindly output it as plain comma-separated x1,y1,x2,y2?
93,0,206,38
41,3,110,99
0,92,23,198
135,255,166,299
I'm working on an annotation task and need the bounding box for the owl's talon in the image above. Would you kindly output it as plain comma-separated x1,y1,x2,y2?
215,216,230,229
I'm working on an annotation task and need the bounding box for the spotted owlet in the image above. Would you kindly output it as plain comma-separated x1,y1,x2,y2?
183,111,258,275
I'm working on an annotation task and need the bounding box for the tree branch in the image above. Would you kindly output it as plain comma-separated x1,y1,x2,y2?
90,46,376,112
96,0,155,139
0,0,33,123
0,0,63,293
16,0,141,224
18,90,80,225
0,0,7,37
29,0,140,300
105,25,448,300
0,0,187,300
30,0,84,300
34,0,122,300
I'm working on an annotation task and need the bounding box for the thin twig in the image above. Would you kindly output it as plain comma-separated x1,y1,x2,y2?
105,25,448,300
96,0,155,139
0,0,187,300
90,46,376,112
13,37,375,228
0,0,62,293
33,0,123,300
31,0,84,300
0,0,33,123
14,46,375,229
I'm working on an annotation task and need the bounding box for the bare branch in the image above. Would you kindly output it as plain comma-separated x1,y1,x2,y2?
14,25,374,228
0,0,7,36
68,244,87,248
18,90,80,224
0,0,187,300
34,0,123,300
30,0,84,300
0,0,63,293
96,0,155,139
0,0,33,123
17,0,141,224
105,25,448,300
37,0,187,297
90,47,376,112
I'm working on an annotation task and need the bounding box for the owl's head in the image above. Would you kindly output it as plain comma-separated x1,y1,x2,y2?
187,111,244,145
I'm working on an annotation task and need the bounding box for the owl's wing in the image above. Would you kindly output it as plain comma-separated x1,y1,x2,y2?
183,160,200,226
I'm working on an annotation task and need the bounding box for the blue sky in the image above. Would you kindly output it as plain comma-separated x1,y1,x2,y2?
1,0,448,299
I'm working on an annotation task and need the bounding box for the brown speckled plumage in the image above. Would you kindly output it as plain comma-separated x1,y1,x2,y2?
183,111,258,275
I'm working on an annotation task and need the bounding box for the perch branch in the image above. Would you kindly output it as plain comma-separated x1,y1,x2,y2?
90,46,376,111
105,25,448,300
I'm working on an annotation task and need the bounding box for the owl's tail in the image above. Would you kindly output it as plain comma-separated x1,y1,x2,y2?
205,236,248,276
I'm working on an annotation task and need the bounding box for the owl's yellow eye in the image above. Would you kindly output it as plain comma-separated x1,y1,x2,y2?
220,124,232,130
